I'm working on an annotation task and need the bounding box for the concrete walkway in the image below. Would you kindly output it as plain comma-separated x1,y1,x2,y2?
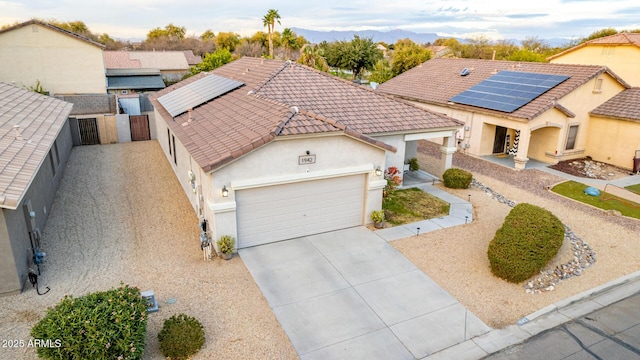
375,183,473,241
239,227,490,359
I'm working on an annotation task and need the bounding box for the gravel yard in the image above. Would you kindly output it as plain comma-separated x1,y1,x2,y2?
399,141,640,328
0,141,297,360
2,139,639,359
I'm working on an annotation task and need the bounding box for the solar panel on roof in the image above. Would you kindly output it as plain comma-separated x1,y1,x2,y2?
157,74,244,117
449,70,570,113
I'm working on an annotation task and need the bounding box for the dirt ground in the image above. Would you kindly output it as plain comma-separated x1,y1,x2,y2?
549,157,633,180
0,142,297,360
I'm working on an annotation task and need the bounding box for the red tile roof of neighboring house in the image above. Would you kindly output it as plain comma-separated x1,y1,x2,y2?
183,50,203,65
0,19,105,49
547,33,640,61
0,83,73,209
104,51,142,69
152,57,462,172
590,87,640,121
376,58,630,121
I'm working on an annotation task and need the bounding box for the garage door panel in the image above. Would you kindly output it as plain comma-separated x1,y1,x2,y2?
236,175,365,248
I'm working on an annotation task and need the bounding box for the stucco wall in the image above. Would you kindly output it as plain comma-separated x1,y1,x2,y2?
550,46,640,87
211,134,386,243
586,117,640,170
0,119,73,295
0,211,19,295
0,23,106,94
372,134,405,171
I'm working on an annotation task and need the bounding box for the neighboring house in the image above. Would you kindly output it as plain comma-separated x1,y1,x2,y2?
105,68,166,95
151,57,461,250
588,88,640,170
426,46,452,58
377,58,630,170
0,19,106,94
548,33,640,87
0,20,138,146
104,50,198,84
0,83,73,296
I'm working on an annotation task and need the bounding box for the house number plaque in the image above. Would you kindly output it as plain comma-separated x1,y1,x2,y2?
298,154,316,165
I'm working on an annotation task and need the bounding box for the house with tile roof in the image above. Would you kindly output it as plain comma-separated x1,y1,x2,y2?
104,50,200,86
0,20,127,145
588,88,640,170
0,19,106,94
151,57,462,250
548,33,640,86
0,83,74,296
377,58,631,170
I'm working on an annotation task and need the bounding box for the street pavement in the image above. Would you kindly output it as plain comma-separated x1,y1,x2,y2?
483,290,640,359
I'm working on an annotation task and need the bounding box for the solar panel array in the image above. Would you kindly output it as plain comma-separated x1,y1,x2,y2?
449,71,570,113
158,74,244,117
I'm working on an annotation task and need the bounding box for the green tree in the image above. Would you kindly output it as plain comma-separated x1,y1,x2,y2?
507,49,547,62
297,44,329,72
164,23,186,41
390,39,432,76
200,29,216,42
249,31,269,48
262,9,281,58
324,35,382,80
215,31,240,51
368,59,393,84
281,28,297,59
583,27,618,42
434,37,459,47
190,48,235,75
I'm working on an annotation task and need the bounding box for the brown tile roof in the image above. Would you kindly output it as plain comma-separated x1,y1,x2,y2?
0,19,105,49
104,51,142,69
183,50,203,66
590,88,640,121
153,57,461,172
548,33,640,61
377,58,631,121
0,83,73,209
104,51,191,70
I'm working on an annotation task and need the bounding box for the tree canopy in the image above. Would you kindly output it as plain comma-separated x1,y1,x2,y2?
323,35,382,80
262,9,281,58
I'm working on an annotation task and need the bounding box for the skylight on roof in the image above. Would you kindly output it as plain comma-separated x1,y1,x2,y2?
158,74,244,117
449,71,570,113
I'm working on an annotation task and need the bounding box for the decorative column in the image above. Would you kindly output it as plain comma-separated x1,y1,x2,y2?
439,135,456,177
513,128,530,170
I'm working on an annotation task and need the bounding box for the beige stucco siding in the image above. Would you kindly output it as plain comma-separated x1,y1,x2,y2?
550,46,640,86
586,116,640,170
0,211,20,295
0,24,106,94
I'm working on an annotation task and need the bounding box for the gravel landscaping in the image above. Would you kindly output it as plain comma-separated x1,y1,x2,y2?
0,141,297,360
2,139,639,359
398,141,640,328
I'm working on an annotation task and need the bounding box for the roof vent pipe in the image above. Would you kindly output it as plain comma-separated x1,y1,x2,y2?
291,106,299,114
187,109,193,122
13,125,23,140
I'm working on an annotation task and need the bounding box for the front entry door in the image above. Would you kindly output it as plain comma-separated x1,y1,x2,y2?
493,126,507,154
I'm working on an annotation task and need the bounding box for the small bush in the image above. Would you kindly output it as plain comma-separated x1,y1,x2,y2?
216,235,235,254
370,210,385,223
442,168,472,189
487,204,564,283
158,314,205,360
30,283,147,359
407,157,420,171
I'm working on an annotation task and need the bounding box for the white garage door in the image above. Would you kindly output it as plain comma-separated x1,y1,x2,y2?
236,175,365,248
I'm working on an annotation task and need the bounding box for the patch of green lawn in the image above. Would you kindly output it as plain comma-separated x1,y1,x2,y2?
552,181,640,219
382,188,450,225
625,183,640,195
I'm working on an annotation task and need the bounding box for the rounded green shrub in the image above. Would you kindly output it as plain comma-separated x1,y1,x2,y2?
30,283,147,359
442,168,473,189
487,203,564,283
158,314,205,360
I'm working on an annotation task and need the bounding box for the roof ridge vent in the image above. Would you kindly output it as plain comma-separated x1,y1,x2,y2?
13,125,23,140
460,68,470,76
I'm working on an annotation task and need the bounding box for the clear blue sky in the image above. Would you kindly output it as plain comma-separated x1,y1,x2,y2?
2,0,639,41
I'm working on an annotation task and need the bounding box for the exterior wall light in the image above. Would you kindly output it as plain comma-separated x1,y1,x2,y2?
375,166,383,176
222,185,229,197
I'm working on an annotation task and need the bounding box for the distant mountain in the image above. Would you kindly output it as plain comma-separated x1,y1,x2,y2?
291,28,440,45
291,28,571,48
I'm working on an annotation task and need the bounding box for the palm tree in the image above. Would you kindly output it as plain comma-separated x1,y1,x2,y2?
281,28,295,59
297,44,329,72
262,9,281,58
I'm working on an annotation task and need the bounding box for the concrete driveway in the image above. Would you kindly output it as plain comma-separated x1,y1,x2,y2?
239,226,490,359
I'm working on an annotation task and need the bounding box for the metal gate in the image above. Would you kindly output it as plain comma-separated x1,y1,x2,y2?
77,118,100,145
130,115,150,141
